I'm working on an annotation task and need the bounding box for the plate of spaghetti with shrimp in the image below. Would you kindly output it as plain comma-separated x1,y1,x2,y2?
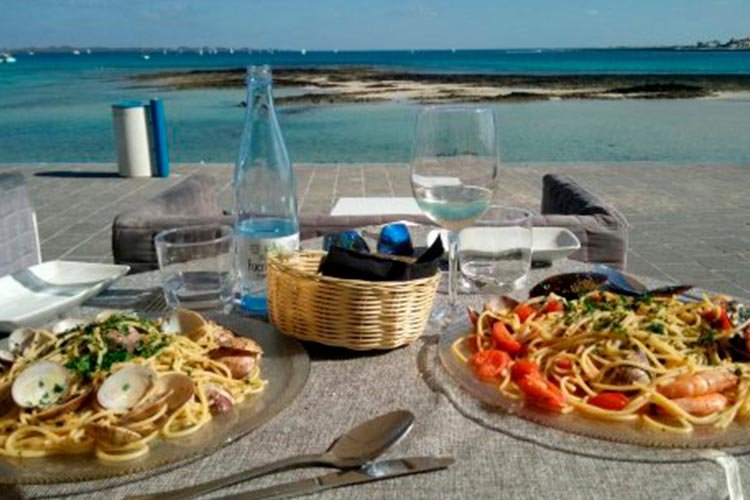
0,309,309,484
441,281,750,448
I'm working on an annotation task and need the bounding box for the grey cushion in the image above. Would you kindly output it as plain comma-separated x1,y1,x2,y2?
112,173,629,273
0,173,41,277
540,174,629,269
112,174,224,273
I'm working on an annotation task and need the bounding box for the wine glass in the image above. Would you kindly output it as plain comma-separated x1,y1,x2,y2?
410,106,499,324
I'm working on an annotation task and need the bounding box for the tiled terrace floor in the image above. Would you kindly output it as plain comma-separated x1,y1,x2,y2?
3,162,750,297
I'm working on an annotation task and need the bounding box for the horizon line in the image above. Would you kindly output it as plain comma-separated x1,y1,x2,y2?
0,44,734,52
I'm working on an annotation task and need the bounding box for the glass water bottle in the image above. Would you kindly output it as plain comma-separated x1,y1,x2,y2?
233,65,299,314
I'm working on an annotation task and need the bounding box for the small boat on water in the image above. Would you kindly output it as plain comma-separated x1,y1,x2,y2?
142,54,151,60
0,53,17,63
72,49,81,55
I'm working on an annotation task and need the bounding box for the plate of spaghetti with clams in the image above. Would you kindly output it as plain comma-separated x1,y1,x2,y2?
0,309,309,484
440,277,750,448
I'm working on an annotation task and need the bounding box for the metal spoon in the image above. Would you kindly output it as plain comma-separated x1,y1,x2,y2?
126,410,415,500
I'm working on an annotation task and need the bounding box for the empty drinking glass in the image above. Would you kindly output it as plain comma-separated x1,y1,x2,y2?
155,225,234,311
458,206,533,292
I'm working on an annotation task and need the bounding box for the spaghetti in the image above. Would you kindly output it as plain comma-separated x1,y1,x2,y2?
454,290,750,434
0,310,265,461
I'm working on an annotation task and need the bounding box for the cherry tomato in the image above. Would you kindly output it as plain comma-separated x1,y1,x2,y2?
514,304,537,324
491,322,522,356
465,334,481,353
470,349,511,382
719,308,732,331
541,299,564,314
588,392,630,411
511,359,540,382
516,374,566,412
554,358,572,371
702,307,732,331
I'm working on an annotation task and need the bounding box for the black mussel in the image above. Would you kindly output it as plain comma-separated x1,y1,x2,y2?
529,272,608,300
726,334,750,361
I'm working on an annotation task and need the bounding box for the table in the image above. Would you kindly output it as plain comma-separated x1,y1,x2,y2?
11,259,749,500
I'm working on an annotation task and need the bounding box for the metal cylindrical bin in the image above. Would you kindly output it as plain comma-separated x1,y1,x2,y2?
149,98,170,178
112,101,153,177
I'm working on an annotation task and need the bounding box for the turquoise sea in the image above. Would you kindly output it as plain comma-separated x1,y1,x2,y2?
1,49,750,164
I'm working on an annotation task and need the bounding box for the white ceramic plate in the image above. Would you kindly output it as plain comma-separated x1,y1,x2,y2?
529,227,581,263
428,227,581,264
0,261,130,332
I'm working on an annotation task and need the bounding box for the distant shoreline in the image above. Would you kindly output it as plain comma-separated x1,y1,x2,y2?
4,46,750,53
130,67,750,104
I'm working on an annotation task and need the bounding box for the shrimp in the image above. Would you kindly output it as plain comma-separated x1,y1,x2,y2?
668,393,729,417
658,369,738,399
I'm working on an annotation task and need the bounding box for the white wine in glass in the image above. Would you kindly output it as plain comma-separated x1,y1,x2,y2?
410,106,499,324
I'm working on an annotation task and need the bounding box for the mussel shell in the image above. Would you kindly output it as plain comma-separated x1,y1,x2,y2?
529,272,608,300
35,389,91,420
86,423,142,447
0,383,13,417
203,383,234,415
11,361,71,409
158,373,195,411
0,350,14,371
483,295,520,313
119,373,195,423
51,318,87,335
8,328,37,356
97,365,157,412
161,309,209,341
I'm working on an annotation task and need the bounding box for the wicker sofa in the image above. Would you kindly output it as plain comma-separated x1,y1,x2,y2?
111,173,628,273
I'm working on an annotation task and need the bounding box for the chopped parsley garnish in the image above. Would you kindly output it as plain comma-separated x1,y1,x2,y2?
53,383,64,394
122,383,130,392
38,380,44,388
101,349,133,372
648,322,664,334
698,330,717,346
593,317,612,331
65,355,95,378
63,315,172,379
633,294,654,307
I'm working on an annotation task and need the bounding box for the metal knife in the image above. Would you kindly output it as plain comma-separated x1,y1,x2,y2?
215,456,454,500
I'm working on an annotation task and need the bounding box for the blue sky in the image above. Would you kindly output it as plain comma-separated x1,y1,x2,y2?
2,0,749,49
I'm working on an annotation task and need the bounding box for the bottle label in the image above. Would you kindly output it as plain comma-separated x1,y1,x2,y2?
237,232,300,283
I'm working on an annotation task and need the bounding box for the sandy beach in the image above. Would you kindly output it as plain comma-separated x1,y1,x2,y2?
131,67,750,104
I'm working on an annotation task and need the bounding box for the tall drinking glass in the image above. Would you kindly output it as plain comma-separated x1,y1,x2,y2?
459,206,533,292
155,225,234,311
410,106,499,324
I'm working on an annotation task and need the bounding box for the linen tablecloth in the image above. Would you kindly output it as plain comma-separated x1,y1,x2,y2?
10,261,749,500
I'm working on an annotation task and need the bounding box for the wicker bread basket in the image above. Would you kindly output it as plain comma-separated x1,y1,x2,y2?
266,251,441,350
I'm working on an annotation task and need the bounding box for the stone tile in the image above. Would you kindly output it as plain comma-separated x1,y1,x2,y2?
624,254,673,281
693,255,750,272
8,162,750,291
